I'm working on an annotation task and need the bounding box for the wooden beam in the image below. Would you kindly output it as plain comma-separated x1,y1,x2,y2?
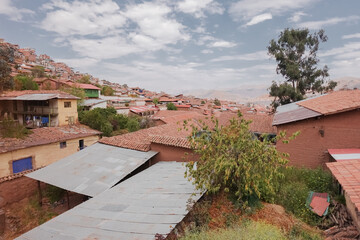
37,181,42,206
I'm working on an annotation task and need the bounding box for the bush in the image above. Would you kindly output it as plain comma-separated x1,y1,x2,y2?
167,102,177,110
0,118,31,138
45,185,65,204
14,75,39,90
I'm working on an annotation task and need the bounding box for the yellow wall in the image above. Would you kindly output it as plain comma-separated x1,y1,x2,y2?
56,99,78,126
0,135,99,177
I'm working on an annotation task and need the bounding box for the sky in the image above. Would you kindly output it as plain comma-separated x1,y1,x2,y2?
0,0,359,94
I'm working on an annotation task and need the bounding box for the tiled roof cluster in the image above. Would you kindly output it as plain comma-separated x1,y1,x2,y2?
0,90,78,100
326,159,360,212
101,111,275,152
0,124,101,153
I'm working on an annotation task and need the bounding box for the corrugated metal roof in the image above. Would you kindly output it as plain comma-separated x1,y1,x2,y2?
273,101,321,126
328,148,360,161
17,162,203,240
26,143,158,197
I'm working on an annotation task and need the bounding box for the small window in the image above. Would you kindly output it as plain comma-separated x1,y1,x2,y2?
12,157,33,174
64,102,71,108
60,141,67,149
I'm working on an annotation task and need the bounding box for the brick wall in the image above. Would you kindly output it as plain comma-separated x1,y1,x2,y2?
150,143,198,163
0,176,44,205
276,109,360,168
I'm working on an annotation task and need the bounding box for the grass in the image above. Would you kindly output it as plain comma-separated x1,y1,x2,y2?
274,166,336,226
180,220,287,240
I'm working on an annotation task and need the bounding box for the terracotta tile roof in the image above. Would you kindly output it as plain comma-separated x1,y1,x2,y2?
0,90,79,100
100,123,192,151
150,135,191,149
152,110,203,124
0,124,101,153
66,82,101,90
326,160,360,211
298,90,360,115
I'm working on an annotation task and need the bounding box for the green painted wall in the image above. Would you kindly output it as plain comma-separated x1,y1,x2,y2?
85,89,99,98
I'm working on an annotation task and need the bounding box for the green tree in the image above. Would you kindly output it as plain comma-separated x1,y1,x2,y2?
101,86,114,96
214,98,221,106
14,75,39,90
60,86,86,105
152,98,159,107
167,102,177,110
268,28,337,109
31,66,46,78
0,45,15,91
77,75,91,84
184,114,297,205
201,100,206,105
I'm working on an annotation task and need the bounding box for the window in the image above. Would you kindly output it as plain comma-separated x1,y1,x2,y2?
12,157,33,174
64,102,71,108
60,141,67,149
79,139,84,150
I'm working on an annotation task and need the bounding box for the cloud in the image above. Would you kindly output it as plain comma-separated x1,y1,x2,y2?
0,0,34,21
342,33,360,39
201,49,214,54
177,0,224,18
210,50,268,62
229,0,315,23
244,13,272,26
297,16,360,30
288,11,307,23
41,0,126,36
209,41,236,48
40,0,189,60
54,57,99,71
320,41,360,59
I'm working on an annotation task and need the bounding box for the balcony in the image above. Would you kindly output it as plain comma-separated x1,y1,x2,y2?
14,107,58,115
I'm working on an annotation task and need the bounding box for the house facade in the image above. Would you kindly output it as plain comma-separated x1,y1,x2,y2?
0,125,101,178
273,90,360,168
0,90,79,128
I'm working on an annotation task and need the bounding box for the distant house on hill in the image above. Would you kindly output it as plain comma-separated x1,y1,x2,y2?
273,90,360,168
64,82,101,98
0,90,79,128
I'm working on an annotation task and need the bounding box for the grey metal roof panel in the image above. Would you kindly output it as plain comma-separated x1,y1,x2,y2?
14,93,58,101
273,104,321,126
17,162,203,240
26,143,158,197
82,99,107,106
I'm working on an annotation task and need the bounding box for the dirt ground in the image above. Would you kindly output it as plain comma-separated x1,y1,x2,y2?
2,192,85,240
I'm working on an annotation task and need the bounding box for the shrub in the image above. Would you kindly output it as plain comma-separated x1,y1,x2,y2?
0,118,31,138
45,185,65,204
167,102,177,110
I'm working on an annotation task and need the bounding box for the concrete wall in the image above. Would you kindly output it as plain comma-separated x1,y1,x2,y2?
276,109,360,168
0,135,99,177
150,143,198,163
57,99,78,126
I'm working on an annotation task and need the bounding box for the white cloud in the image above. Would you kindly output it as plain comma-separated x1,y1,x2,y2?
209,41,236,48
40,0,189,60
320,41,360,59
288,11,307,23
244,13,272,26
210,50,268,62
177,0,224,18
229,0,315,23
0,0,34,21
297,16,360,30
125,2,189,44
41,0,125,36
342,33,360,39
201,49,214,54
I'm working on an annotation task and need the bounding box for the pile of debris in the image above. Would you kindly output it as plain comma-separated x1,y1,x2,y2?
324,202,360,239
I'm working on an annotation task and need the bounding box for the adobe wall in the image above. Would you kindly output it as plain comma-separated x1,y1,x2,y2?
276,109,360,168
0,135,99,177
150,143,198,163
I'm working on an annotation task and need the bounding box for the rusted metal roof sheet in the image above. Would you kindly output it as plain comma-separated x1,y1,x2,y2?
17,162,203,240
273,101,321,126
26,143,158,197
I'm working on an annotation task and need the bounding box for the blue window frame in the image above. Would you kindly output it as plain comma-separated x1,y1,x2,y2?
12,157,33,174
